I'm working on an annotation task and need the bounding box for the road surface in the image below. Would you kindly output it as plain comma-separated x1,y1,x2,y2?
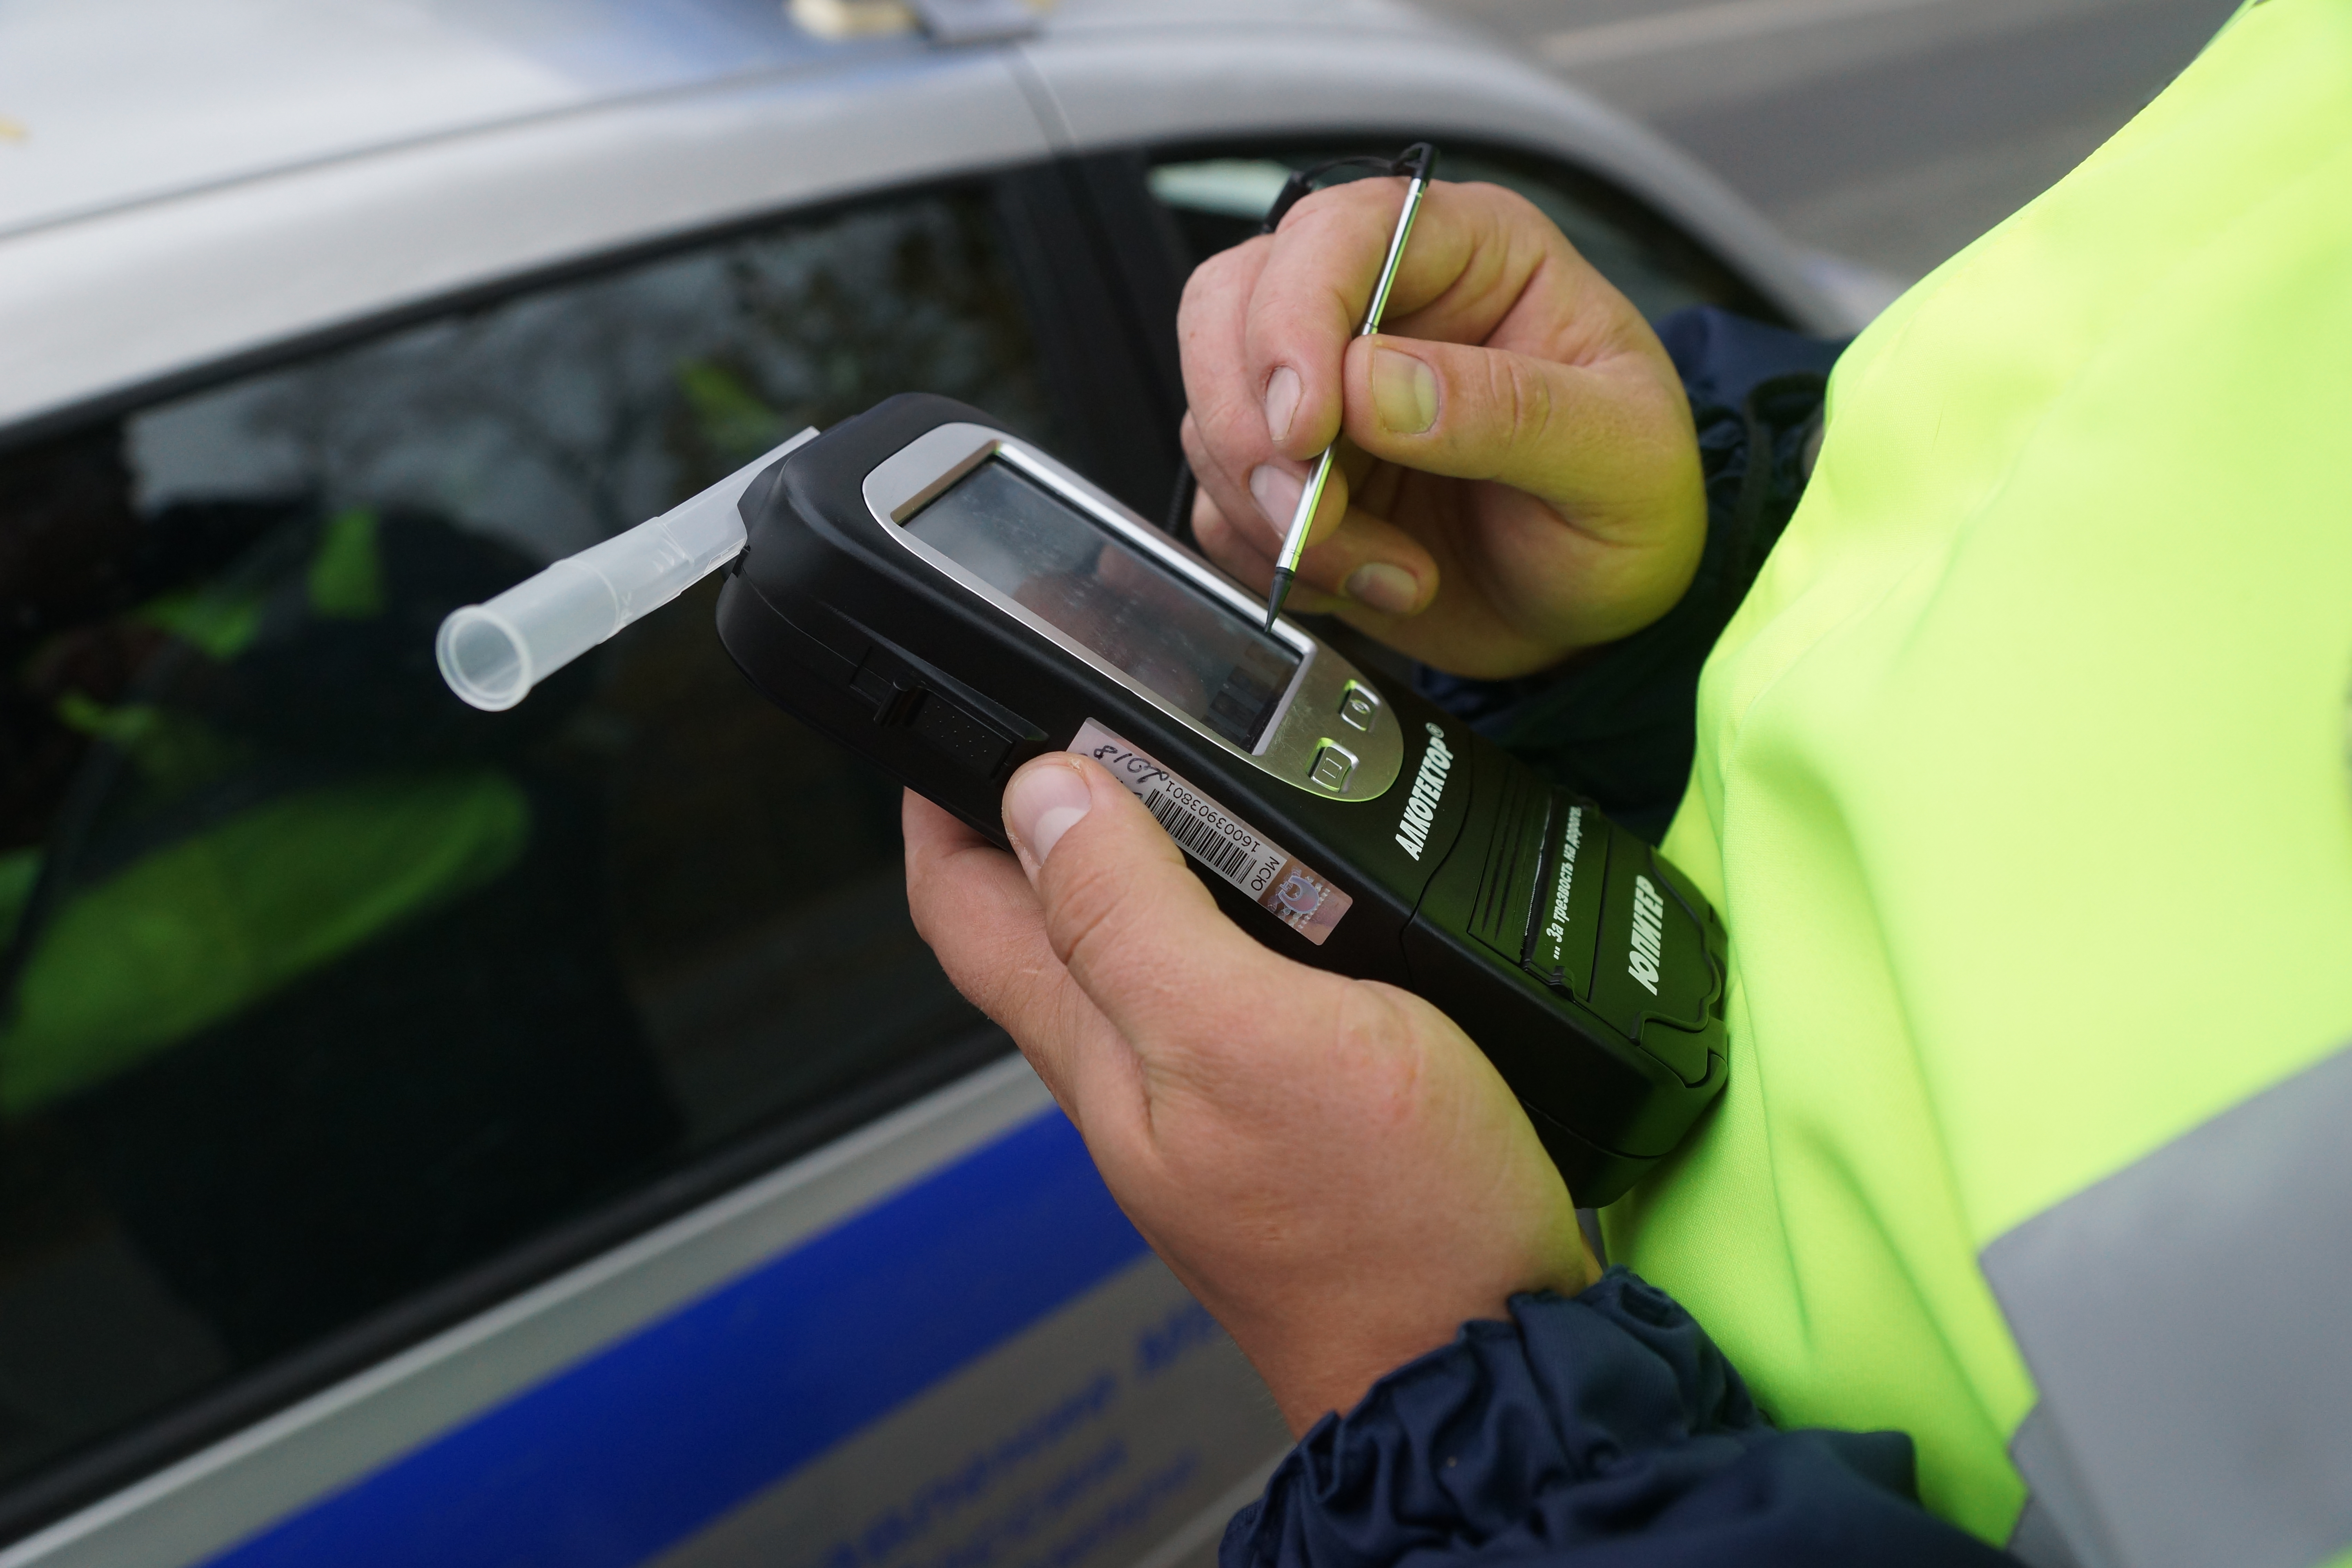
1426,0,2240,290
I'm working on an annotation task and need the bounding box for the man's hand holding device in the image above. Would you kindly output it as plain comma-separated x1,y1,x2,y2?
903,756,1598,1432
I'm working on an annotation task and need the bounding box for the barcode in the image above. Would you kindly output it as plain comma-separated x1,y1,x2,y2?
1143,786,1253,880
1072,717,1350,946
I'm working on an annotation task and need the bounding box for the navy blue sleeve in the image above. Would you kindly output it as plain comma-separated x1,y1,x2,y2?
1416,307,1846,842
1220,1270,2014,1568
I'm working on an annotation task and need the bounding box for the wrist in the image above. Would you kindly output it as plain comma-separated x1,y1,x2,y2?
1248,1244,1603,1436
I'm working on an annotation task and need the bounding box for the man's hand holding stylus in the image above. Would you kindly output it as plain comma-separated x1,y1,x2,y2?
1180,177,1706,677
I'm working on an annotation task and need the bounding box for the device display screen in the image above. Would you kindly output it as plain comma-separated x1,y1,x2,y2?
904,458,1301,747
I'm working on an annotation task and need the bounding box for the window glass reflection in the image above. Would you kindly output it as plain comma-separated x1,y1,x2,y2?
0,188,1052,1492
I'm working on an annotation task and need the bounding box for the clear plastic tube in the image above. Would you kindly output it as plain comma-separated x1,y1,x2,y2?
436,429,816,711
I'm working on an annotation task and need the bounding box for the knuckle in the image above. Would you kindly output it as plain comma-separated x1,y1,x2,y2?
1507,356,1557,439
1179,241,1267,336
1467,181,1577,267
1332,982,1443,1123
1180,243,1248,310
1469,179,1544,230
1466,352,1557,469
902,844,974,949
1193,498,1234,552
1333,978,1416,1051
905,876,944,945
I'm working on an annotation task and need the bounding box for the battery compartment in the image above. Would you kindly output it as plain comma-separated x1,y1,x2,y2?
1406,745,1720,1091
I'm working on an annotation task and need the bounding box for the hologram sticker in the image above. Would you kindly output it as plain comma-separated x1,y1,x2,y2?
1070,719,1353,946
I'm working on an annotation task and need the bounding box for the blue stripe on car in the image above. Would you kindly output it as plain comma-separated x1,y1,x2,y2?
205,1107,1147,1568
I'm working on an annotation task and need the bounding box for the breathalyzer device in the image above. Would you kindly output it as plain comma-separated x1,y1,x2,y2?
437,394,1727,1203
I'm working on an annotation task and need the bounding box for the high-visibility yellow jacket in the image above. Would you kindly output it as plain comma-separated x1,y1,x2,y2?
1606,4,2352,1564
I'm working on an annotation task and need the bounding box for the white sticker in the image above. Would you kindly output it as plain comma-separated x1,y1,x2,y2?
1070,719,1354,946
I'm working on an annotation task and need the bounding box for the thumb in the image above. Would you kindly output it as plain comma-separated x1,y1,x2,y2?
1002,754,1342,1074
1341,333,1693,535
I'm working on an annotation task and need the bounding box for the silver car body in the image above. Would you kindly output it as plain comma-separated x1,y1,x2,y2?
0,0,1848,432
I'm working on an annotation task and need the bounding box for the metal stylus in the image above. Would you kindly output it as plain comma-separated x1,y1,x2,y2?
1263,148,1434,631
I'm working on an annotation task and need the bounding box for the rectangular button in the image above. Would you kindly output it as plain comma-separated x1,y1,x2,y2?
911,688,1015,778
1308,743,1356,793
1338,681,1380,732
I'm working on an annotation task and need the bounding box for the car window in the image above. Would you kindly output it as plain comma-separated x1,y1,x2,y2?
1147,140,1785,325
0,184,1055,1506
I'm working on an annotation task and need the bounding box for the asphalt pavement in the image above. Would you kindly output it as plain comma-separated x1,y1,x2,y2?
1422,0,2240,290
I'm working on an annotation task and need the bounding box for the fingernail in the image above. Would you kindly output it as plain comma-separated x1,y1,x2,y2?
1345,562,1421,614
1250,464,1304,530
1263,365,1302,444
1005,762,1093,869
1370,347,1438,435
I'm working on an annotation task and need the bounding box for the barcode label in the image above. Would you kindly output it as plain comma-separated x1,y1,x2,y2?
1143,786,1254,880
1071,719,1353,946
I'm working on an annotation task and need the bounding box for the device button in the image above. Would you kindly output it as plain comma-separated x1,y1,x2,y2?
1307,743,1356,793
911,688,1016,779
851,662,919,725
1337,682,1380,732
1637,1019,1711,1087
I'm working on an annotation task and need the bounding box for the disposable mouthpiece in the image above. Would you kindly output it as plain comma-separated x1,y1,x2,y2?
437,430,816,711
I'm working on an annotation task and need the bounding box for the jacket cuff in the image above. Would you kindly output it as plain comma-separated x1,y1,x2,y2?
1220,1270,1999,1568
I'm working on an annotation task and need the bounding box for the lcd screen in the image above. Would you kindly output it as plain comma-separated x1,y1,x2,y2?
904,458,1301,747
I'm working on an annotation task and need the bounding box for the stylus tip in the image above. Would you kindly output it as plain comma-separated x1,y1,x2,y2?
1264,569,1293,632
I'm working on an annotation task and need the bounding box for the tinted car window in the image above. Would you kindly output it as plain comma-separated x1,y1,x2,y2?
1147,140,1784,324
0,186,1053,1498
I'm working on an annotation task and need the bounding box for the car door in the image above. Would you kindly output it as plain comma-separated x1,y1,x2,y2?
0,142,1292,1568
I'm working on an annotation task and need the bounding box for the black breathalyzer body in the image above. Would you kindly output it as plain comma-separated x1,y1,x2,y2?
715,394,1726,1203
